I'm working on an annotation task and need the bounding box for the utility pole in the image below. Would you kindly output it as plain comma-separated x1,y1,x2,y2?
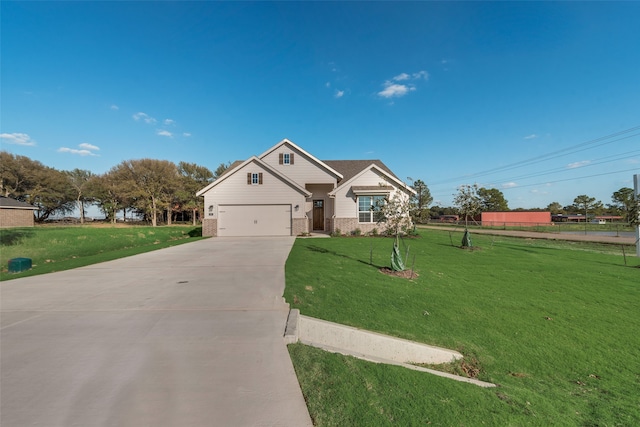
634,174,640,257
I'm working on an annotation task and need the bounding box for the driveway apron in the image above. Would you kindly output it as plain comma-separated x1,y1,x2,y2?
1,237,313,427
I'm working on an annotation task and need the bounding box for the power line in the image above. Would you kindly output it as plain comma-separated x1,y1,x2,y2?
429,165,640,201
498,167,640,191
483,149,640,187
429,126,640,185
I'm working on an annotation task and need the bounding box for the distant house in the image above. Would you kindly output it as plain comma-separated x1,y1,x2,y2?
196,139,415,237
0,196,38,227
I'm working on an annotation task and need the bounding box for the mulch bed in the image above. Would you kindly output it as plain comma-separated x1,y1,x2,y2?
379,267,419,279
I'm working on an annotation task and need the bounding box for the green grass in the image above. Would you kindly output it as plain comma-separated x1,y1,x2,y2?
424,222,635,234
285,231,640,426
1,225,204,280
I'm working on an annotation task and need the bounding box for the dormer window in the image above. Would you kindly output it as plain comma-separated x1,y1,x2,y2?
279,153,294,165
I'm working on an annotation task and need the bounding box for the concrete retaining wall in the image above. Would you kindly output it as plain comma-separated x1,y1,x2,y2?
285,310,495,387
297,314,462,365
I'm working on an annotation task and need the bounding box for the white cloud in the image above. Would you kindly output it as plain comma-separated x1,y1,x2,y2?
183,132,192,137
412,70,429,80
157,129,173,138
378,82,415,98
524,134,538,140
78,142,99,151
133,112,157,124
325,82,331,88
378,70,428,99
163,119,175,126
58,147,97,156
0,132,36,146
335,90,344,98
110,104,119,111
58,143,99,156
502,182,518,189
567,160,590,169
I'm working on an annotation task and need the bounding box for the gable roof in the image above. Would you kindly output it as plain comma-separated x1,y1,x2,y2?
328,162,416,197
260,138,343,180
323,160,398,184
0,196,38,210
196,156,312,197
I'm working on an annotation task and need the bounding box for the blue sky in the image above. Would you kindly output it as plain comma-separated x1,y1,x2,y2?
2,1,639,209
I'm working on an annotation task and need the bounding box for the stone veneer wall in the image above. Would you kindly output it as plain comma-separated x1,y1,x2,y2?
292,218,308,236
332,218,379,235
0,209,35,228
202,218,217,237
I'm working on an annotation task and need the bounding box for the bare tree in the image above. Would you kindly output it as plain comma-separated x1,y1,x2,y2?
377,188,414,271
453,184,482,228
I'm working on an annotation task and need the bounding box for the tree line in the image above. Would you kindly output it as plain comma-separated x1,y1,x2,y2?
0,151,228,225
1,151,637,226
410,180,638,225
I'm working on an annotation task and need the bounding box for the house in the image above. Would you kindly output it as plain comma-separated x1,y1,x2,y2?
0,196,38,228
196,139,415,237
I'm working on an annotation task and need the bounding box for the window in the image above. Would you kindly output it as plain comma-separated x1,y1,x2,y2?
279,152,294,165
358,195,386,223
247,172,263,185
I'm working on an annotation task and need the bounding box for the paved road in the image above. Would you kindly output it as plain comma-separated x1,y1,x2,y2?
1,237,313,427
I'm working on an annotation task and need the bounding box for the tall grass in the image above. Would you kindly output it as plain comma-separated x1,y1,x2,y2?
285,231,640,426
1,225,203,280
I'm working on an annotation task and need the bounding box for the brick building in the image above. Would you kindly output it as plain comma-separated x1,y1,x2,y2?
0,196,38,227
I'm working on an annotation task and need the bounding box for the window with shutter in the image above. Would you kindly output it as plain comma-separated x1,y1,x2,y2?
280,152,294,165
249,173,262,185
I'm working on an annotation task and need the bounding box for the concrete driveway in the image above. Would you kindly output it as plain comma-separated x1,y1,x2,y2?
1,237,313,427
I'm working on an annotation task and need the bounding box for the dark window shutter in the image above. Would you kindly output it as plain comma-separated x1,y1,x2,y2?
279,153,283,164
290,153,294,165
247,173,251,185
258,173,263,184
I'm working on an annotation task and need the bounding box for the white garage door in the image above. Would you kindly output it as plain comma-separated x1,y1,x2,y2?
218,204,292,237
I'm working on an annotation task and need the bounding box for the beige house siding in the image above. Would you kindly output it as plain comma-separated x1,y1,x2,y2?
196,140,413,238
202,160,308,221
261,142,338,186
0,208,35,228
333,169,393,218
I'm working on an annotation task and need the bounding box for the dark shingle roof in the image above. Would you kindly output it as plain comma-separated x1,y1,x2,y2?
322,160,398,184
0,196,38,210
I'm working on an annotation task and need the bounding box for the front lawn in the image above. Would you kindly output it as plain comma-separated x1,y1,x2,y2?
285,231,640,426
0,225,204,280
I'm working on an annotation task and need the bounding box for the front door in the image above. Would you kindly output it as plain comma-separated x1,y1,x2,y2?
313,200,324,230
